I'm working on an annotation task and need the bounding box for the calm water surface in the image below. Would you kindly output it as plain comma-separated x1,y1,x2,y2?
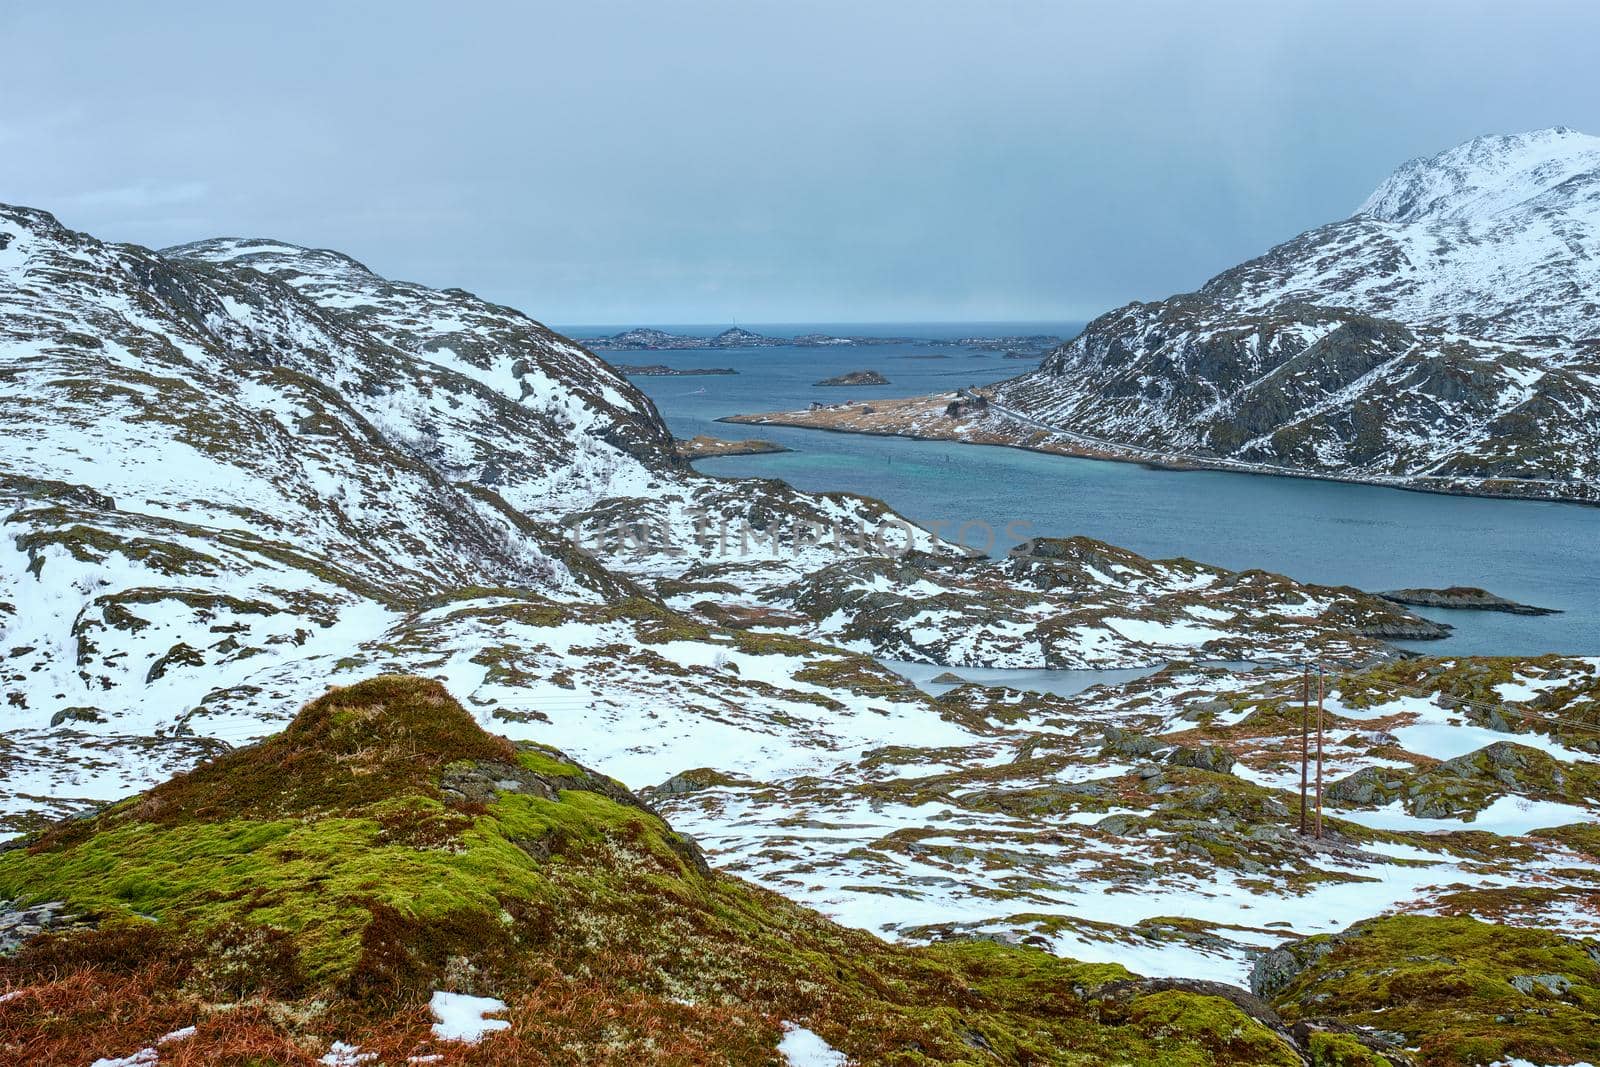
566,323,1599,657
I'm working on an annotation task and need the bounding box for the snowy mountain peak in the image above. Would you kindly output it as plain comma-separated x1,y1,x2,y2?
0,203,75,272
166,236,382,281
1356,125,1600,223
994,130,1600,501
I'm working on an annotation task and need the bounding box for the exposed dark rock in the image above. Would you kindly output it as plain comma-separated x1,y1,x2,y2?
0,899,83,955
48,706,105,728
1379,587,1561,616
1102,726,1167,759
1250,935,1337,999
1166,744,1236,774
1325,767,1405,807
1510,972,1573,997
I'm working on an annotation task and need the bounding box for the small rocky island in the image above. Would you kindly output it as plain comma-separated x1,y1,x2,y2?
615,363,737,376
1380,587,1562,616
815,369,889,387
674,434,788,459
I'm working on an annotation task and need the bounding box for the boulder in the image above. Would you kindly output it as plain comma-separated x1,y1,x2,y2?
1166,744,1236,775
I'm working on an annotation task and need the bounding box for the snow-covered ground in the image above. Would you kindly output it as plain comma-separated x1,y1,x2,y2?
4,197,1597,992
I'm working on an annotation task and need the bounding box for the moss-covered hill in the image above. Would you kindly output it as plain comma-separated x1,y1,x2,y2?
0,677,1297,1065
1,677,1595,1066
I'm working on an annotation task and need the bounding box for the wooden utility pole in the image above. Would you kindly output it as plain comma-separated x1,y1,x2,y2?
1299,666,1309,835
1315,661,1325,839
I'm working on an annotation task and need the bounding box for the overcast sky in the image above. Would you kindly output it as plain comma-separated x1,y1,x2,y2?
4,1,1598,325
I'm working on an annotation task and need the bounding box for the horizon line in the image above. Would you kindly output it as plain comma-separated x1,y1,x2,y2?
551,317,1093,330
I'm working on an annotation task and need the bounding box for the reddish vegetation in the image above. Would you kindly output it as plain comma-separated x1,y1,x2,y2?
0,939,778,1066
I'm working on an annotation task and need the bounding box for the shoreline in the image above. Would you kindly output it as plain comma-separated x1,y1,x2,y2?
716,396,1600,509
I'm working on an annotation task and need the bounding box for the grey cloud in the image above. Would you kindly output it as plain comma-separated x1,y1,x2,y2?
2,0,1596,324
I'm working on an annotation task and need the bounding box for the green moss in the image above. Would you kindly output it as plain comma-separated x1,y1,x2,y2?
1335,656,1600,750
513,744,585,778
413,586,568,621
1535,821,1600,862
594,596,711,643
1270,915,1600,1066
0,756,686,990
732,629,838,658
1124,990,1300,1066
1306,1031,1388,1065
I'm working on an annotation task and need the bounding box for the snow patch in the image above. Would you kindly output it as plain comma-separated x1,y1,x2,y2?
779,1023,850,1066
429,990,511,1044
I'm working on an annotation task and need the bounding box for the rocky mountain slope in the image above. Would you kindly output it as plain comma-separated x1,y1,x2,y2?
0,204,921,811
985,128,1600,501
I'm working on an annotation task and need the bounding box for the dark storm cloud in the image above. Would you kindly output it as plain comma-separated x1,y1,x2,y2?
3,0,1597,323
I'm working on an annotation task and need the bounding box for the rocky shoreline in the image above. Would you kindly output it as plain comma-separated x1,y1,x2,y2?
721,390,1600,506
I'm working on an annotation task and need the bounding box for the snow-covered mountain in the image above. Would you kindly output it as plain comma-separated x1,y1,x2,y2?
6,202,1600,1024
2,201,1423,830
996,127,1600,500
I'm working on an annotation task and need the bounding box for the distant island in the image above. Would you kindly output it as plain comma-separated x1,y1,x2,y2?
1379,587,1562,616
580,326,1065,354
614,363,737,376
674,434,789,459
586,327,900,351
955,335,1065,353
816,369,889,387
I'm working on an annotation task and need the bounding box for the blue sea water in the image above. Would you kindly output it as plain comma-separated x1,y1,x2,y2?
563,323,1600,657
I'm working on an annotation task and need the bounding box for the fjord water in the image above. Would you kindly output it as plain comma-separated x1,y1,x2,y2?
567,324,1600,657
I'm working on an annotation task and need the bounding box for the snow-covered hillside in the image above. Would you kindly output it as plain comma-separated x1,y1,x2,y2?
994,128,1600,500
1,201,1428,828
5,202,1598,991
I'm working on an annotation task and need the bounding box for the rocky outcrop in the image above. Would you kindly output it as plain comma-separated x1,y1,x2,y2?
1251,915,1600,1066
673,434,786,459
773,537,1421,669
1325,739,1597,820
0,899,82,955
1166,743,1236,774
